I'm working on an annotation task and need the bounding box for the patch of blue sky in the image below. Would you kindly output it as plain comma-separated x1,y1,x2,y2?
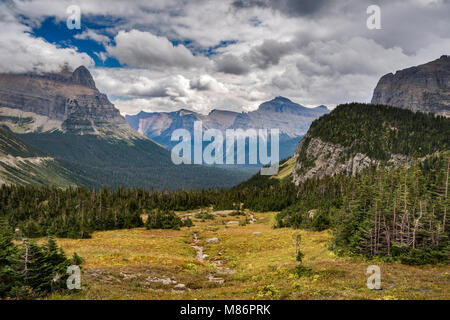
171,39,238,57
30,16,123,68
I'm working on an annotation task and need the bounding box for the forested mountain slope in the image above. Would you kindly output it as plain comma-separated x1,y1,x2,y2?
18,132,247,190
0,127,87,187
293,103,450,184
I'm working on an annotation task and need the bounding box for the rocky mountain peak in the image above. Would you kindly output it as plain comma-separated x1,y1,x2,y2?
371,56,450,116
71,66,96,89
0,67,139,139
273,96,292,103
258,96,305,113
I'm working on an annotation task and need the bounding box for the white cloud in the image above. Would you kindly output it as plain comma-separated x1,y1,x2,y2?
0,3,93,73
106,30,206,69
190,75,229,93
74,29,111,45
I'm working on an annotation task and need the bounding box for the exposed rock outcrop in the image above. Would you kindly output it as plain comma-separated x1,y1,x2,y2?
371,55,450,117
292,135,411,185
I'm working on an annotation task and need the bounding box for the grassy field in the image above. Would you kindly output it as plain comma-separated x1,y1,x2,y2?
48,210,449,300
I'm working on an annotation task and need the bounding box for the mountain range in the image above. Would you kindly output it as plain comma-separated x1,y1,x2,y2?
125,96,329,162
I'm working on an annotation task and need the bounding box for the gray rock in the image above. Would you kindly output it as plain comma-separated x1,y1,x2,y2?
371,55,450,117
292,136,411,185
206,237,219,243
208,275,225,284
173,283,186,290
147,276,176,285
0,67,138,138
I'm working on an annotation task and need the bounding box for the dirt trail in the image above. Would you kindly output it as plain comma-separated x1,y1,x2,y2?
191,233,207,262
190,232,231,284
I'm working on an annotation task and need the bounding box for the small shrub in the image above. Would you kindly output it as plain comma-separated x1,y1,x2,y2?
145,209,182,230
257,284,279,298
294,265,313,277
182,218,194,228
239,218,249,226
296,250,304,263
184,263,197,270
194,211,215,220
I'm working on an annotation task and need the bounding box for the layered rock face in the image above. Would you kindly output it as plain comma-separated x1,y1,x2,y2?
371,55,450,117
292,135,410,185
0,66,137,138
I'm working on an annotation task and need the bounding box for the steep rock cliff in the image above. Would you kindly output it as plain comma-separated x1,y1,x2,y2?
371,55,450,117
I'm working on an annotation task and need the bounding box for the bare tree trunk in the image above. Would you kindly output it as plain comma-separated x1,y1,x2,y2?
401,174,408,245
393,201,397,241
24,242,29,273
443,156,449,231
412,201,424,249
383,215,391,255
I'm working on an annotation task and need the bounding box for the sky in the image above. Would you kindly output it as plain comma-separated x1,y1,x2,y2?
0,0,449,115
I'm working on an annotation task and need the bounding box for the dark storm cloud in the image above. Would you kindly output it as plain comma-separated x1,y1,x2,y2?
248,39,295,69
232,0,331,17
215,54,250,75
216,39,295,74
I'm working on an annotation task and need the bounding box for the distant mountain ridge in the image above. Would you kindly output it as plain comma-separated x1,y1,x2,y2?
371,55,450,116
126,97,329,160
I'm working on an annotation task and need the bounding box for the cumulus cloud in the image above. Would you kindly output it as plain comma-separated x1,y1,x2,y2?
247,39,295,69
0,3,93,73
106,30,205,69
215,54,250,75
189,75,228,93
74,29,111,45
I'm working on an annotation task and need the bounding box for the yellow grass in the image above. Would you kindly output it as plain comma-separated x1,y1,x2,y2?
272,156,296,180
48,211,450,300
